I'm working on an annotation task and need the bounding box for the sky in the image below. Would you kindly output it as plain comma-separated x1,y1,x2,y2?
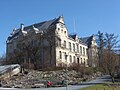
0,0,120,56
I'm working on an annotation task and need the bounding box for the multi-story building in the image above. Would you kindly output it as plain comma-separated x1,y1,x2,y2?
6,16,97,69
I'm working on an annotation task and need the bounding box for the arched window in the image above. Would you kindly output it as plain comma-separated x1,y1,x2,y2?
77,44,79,52
81,58,82,63
64,52,67,60
64,40,66,48
69,42,71,51
84,58,86,64
80,46,82,54
83,47,85,55
73,43,75,51
59,51,62,59
69,55,72,62
73,56,76,62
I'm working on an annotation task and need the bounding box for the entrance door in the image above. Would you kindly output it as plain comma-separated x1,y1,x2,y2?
77,58,79,64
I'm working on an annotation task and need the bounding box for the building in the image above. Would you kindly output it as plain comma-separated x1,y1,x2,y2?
6,16,97,69
80,35,98,67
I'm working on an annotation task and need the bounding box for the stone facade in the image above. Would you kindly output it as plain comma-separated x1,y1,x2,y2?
6,16,97,68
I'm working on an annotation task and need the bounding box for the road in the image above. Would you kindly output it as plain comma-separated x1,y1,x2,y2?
0,75,111,90
35,75,110,90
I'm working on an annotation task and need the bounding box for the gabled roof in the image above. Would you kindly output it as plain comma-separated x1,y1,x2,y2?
69,34,77,39
80,35,94,48
7,16,64,43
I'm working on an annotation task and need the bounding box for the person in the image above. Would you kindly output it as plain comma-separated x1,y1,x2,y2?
0,80,2,87
61,80,65,86
47,81,52,87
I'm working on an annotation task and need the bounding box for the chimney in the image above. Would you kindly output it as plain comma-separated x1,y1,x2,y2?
20,24,24,31
13,28,16,31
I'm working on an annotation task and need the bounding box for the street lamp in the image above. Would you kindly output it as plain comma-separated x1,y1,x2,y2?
64,53,68,90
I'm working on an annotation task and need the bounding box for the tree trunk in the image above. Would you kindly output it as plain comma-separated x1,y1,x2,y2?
111,76,115,83
110,73,115,83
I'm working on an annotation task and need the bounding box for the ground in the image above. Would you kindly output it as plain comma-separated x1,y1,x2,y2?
80,84,120,90
1,75,118,90
80,75,120,90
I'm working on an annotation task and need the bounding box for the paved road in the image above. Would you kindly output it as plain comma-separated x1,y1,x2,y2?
0,75,111,90
0,85,90,90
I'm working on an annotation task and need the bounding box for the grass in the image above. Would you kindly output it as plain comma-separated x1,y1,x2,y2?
79,84,120,90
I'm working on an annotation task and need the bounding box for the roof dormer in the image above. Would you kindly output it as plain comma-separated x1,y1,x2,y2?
91,35,97,46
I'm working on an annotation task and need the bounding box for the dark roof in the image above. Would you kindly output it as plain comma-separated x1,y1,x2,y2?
80,36,94,47
69,34,77,39
7,16,63,42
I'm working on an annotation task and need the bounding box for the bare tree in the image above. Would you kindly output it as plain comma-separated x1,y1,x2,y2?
97,32,119,83
11,26,60,70
97,31,106,67
0,54,6,65
103,50,119,83
103,33,119,83
19,33,42,69
39,25,61,68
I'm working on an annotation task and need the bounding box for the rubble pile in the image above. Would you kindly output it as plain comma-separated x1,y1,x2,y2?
1,69,92,88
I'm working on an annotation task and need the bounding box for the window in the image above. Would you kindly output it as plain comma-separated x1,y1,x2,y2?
73,43,75,51
64,40,66,48
77,44,79,52
17,44,21,49
59,51,62,59
83,47,85,55
80,46,82,54
61,24,64,28
56,39,61,47
31,40,37,46
70,55,72,62
84,59,86,64
81,58,82,63
64,52,67,60
61,29,63,33
9,45,13,52
77,58,80,64
64,31,66,34
73,56,76,62
69,42,71,51
86,48,87,55
58,28,60,31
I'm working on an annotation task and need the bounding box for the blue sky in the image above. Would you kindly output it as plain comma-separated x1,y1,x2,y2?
0,0,120,56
